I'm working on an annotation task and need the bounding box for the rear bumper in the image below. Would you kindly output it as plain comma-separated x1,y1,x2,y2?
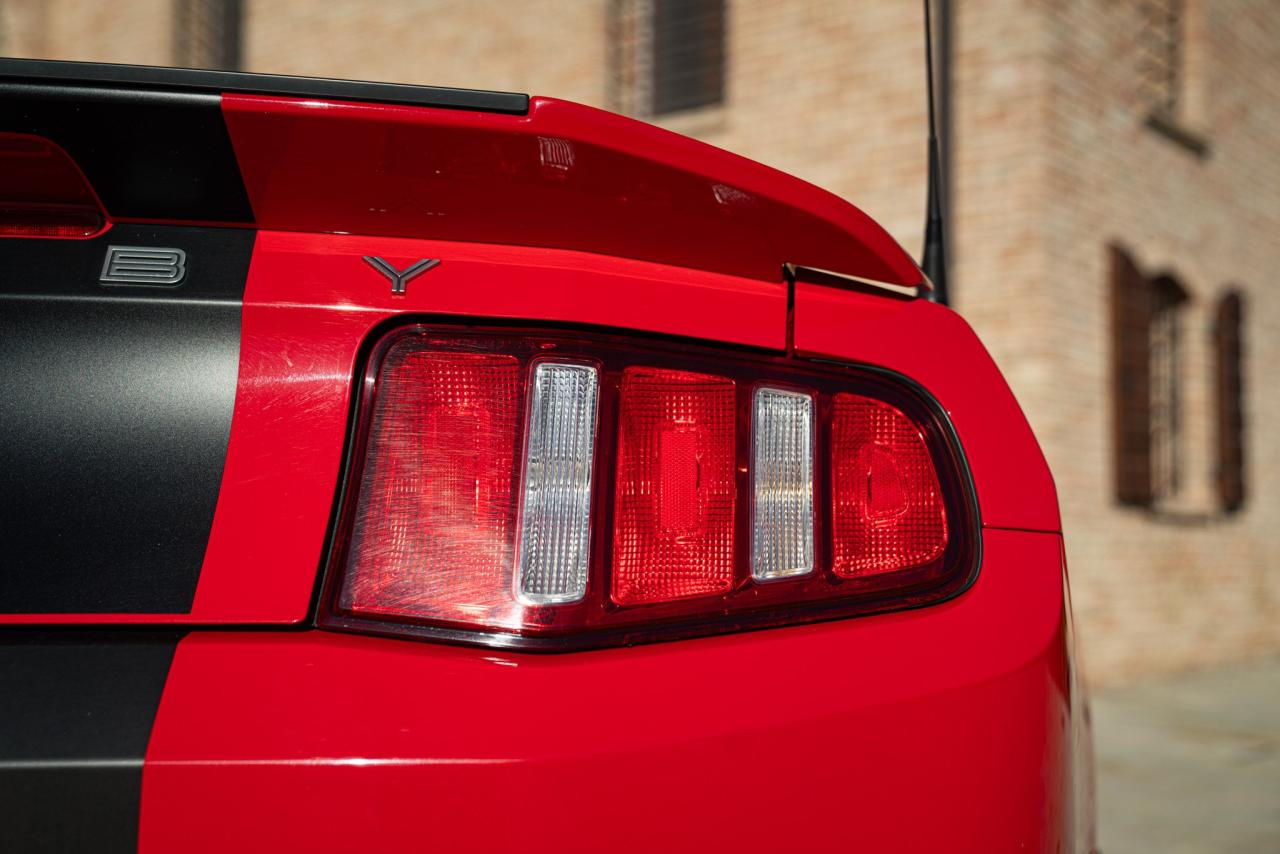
137,528,1084,853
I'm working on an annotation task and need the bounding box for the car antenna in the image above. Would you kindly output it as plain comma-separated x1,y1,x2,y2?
920,0,949,305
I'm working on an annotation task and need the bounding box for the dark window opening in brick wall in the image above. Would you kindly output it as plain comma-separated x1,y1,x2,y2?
1111,246,1189,507
1137,0,1210,154
1137,0,1183,117
1148,274,1187,500
652,0,725,115
1215,290,1246,513
173,0,243,71
609,0,725,117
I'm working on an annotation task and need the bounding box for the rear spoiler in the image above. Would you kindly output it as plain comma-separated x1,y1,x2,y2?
0,58,923,287
0,57,529,113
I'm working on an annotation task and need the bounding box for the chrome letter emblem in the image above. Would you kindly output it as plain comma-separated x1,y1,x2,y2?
99,246,187,286
363,256,441,295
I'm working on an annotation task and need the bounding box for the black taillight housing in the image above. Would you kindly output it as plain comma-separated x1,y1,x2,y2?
319,325,979,650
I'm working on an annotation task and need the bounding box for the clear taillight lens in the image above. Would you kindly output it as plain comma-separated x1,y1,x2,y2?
516,362,600,605
324,327,974,649
750,387,816,582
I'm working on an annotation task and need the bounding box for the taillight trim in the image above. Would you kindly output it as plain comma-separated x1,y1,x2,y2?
317,321,981,652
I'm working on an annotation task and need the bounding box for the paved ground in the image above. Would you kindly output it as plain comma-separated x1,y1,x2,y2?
1093,657,1280,853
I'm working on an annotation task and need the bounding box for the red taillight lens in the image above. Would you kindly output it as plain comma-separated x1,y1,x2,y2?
339,349,522,627
324,327,975,649
0,134,107,238
831,394,948,577
612,368,736,605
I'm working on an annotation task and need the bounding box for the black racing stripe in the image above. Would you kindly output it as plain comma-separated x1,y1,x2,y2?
0,225,254,613
0,82,254,223
0,631,181,853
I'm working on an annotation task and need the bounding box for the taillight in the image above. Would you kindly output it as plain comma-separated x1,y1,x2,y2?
830,393,948,577
338,350,521,628
514,361,600,605
612,368,737,605
322,327,977,650
750,387,817,581
0,133,107,238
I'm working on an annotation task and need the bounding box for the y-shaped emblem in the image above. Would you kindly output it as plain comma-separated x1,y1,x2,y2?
363,256,441,295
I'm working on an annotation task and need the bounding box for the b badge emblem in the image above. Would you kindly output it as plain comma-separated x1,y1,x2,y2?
99,246,187,286
363,256,441,295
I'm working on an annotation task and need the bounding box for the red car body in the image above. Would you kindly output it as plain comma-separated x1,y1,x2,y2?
0,60,1094,852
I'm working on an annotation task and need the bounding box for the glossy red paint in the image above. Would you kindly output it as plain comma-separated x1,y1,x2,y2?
793,281,1062,533
191,232,790,623
142,528,1076,853
221,93,922,287
6,73,1091,848
0,235,1057,626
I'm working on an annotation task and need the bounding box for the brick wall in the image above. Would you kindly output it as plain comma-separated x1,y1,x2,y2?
1,0,171,65
3,0,1277,685
242,0,609,107
1031,0,1280,681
